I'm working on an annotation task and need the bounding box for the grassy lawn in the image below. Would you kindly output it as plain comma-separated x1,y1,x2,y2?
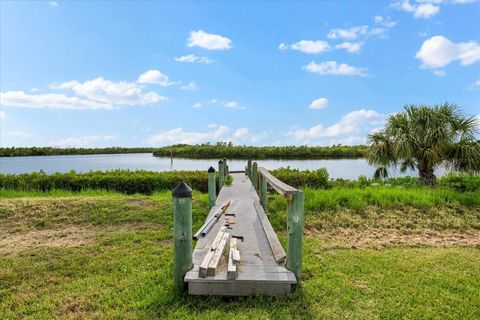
0,189,479,319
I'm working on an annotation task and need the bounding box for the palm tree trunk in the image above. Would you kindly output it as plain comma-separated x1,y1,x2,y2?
418,167,436,186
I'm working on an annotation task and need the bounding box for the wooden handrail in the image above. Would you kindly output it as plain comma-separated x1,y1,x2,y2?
257,167,297,199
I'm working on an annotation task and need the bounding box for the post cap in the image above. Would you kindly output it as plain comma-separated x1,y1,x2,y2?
172,181,192,198
208,166,215,173
218,160,223,164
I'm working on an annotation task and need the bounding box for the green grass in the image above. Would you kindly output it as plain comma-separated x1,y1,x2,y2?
1,189,479,319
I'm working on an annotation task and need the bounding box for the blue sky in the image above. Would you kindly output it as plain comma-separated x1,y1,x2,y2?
1,0,479,147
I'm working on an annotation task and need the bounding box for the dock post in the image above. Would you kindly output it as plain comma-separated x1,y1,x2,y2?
260,174,268,210
223,158,228,175
218,160,225,189
172,181,193,290
207,167,216,208
247,160,252,180
286,190,304,283
252,162,258,191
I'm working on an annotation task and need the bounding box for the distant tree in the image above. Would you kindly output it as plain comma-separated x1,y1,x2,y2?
367,103,480,185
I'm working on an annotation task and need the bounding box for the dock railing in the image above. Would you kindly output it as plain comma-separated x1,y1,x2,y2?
247,161,304,282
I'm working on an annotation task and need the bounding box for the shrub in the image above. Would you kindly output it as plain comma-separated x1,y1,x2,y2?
224,174,233,186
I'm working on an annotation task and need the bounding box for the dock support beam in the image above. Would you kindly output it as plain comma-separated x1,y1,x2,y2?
252,162,259,191
172,182,193,290
247,160,252,180
259,174,267,210
218,160,225,189
207,167,216,208
286,191,304,283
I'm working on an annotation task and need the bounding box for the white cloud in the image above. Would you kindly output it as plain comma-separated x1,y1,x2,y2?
50,135,117,147
0,111,7,120
192,103,203,109
181,81,198,91
309,97,329,109
148,125,230,145
335,42,363,53
7,131,30,138
416,35,480,68
374,16,397,28
303,61,369,77
234,127,250,139
278,42,288,51
188,30,232,50
174,54,213,64
30,87,41,92
49,1,58,7
393,1,440,18
52,76,167,106
137,69,176,86
224,101,246,110
0,91,113,110
290,40,331,54
433,69,446,77
327,26,369,40
468,79,480,90
286,109,385,145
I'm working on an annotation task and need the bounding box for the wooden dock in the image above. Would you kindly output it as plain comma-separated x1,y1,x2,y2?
184,172,297,296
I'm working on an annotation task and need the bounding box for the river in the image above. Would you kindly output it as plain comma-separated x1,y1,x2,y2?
0,153,449,179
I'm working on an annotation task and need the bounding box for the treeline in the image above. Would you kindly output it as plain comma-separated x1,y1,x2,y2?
1,168,478,195
153,144,369,159
0,147,158,157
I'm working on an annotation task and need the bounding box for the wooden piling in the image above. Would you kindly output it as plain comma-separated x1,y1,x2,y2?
286,190,304,282
172,181,193,290
252,162,258,191
207,167,216,208
260,174,268,210
218,160,225,189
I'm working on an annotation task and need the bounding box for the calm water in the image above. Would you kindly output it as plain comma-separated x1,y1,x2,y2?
0,153,447,179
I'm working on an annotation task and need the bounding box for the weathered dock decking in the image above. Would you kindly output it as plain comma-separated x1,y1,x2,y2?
184,172,297,296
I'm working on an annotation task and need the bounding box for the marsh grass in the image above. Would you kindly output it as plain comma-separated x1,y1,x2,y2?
0,189,479,319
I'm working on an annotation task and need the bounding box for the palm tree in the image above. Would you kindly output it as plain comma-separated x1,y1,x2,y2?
367,103,480,185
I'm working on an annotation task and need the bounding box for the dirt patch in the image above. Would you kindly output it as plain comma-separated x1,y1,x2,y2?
125,199,154,207
306,227,480,249
0,225,94,255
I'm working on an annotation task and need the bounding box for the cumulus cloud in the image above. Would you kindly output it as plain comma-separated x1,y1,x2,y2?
192,102,203,109
0,91,113,110
148,125,230,145
286,109,385,145
335,42,363,53
278,42,288,51
393,1,440,18
309,97,329,109
137,69,176,86
50,135,117,147
416,35,480,68
181,81,198,91
289,40,331,54
303,61,369,77
52,76,167,106
188,30,232,50
7,131,31,138
174,54,213,64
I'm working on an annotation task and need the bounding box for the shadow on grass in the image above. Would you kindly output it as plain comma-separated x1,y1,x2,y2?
147,284,315,319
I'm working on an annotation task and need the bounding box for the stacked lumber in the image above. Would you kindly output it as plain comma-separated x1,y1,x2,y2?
227,238,241,280
199,226,230,278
